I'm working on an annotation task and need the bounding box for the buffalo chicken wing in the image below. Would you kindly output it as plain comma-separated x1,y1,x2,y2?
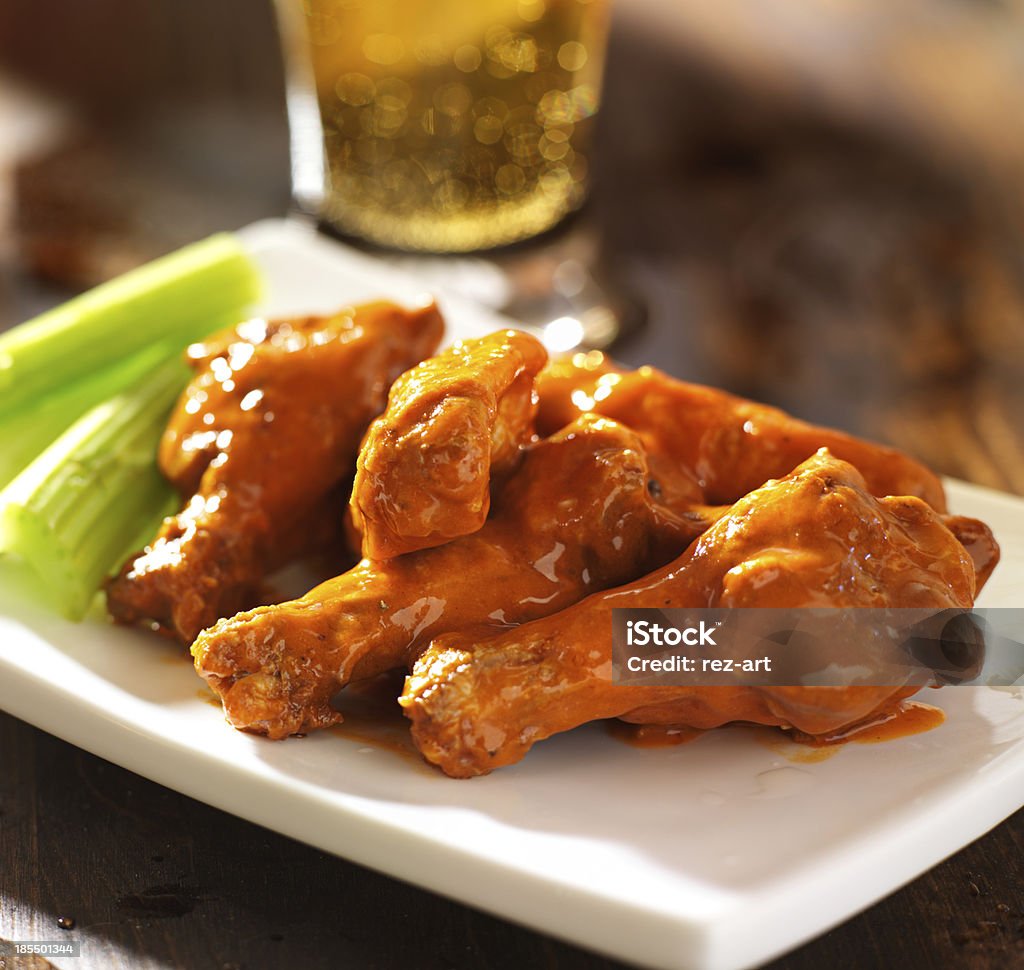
402,451,986,777
351,329,547,558
535,352,947,511
106,301,444,642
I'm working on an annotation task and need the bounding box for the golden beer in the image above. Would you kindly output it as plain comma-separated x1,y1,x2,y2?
297,0,609,251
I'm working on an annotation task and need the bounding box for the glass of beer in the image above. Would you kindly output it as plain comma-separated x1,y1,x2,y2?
278,0,610,253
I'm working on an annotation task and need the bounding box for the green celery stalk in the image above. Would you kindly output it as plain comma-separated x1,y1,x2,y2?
0,233,262,420
0,350,168,490
0,355,190,620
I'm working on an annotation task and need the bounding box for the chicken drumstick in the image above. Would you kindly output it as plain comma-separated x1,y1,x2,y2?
403,451,988,777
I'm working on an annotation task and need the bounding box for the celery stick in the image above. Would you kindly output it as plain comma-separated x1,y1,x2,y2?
0,349,169,490
0,233,261,419
0,356,189,620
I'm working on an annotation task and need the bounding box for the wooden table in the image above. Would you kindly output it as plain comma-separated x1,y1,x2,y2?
1,2,1022,967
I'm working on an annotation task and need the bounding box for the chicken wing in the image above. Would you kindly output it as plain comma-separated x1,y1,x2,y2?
192,415,720,738
106,301,444,643
535,352,947,511
351,329,548,559
402,451,989,777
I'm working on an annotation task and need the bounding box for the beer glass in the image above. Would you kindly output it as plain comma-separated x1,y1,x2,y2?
278,0,610,253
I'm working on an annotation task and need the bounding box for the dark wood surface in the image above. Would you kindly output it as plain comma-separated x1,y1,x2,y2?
1,2,1023,968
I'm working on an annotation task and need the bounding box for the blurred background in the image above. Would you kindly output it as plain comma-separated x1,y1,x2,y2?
2,0,1024,492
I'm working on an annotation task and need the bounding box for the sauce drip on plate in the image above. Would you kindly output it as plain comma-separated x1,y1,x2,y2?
610,701,945,760
606,722,704,748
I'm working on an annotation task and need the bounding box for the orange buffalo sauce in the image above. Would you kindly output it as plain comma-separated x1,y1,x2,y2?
819,700,945,746
610,701,945,758
606,721,705,748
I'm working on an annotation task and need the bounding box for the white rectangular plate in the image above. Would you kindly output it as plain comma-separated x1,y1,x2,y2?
2,219,1023,970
